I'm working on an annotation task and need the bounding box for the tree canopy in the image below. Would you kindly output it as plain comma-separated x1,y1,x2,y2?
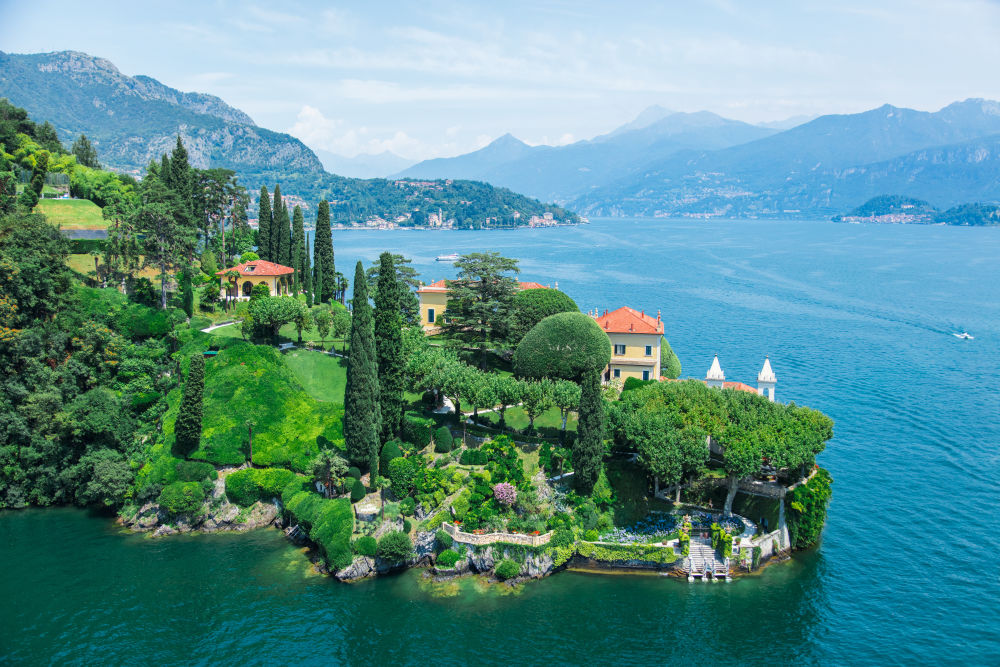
513,311,611,381
508,287,578,343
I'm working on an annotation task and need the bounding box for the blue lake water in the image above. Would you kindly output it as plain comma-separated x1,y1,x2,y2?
2,218,998,664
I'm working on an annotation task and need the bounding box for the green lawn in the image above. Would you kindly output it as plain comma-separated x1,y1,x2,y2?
160,340,344,471
284,349,347,403
477,404,577,438
209,322,349,351
36,198,106,229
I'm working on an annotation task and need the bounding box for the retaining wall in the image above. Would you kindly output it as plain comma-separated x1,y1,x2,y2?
442,521,552,547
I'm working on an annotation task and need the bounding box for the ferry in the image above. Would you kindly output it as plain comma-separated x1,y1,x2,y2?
436,253,459,262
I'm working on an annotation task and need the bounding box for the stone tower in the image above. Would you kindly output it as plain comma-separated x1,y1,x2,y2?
757,356,776,402
705,355,725,389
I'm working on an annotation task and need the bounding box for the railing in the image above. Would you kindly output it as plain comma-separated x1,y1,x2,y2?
442,521,552,547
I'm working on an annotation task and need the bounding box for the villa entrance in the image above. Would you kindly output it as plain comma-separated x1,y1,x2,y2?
242,281,253,297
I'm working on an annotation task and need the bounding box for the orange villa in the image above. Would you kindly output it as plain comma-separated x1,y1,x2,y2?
216,260,295,300
592,307,664,383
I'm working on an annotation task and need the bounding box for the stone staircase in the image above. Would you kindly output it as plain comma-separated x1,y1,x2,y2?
684,537,729,581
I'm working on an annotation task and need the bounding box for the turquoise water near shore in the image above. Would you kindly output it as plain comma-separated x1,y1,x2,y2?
2,218,999,664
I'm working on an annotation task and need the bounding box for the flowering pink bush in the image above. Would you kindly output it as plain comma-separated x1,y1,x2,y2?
493,482,517,507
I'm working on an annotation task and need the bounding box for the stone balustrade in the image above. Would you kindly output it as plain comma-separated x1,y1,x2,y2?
442,521,552,547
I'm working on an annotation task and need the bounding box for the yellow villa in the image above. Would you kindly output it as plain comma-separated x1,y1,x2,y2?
417,279,552,333
216,259,295,301
593,306,664,382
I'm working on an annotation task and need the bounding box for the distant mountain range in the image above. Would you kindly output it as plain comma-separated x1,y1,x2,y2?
0,50,577,226
399,100,1000,218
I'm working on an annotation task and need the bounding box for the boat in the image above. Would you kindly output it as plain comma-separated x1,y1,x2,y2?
436,253,459,262
952,332,974,340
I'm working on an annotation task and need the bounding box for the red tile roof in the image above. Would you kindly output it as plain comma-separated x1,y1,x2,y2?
594,306,664,335
518,281,548,290
723,381,758,394
216,260,294,277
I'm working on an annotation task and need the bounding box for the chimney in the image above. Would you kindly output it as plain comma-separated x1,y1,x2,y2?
629,323,634,332
641,310,644,317
657,310,661,322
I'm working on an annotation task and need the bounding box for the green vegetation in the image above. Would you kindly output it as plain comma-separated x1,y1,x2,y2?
436,548,461,568
344,261,381,474
508,287,579,343
494,558,521,580
313,200,336,303
283,350,347,403
513,311,612,381
173,352,205,458
434,426,454,453
225,467,297,506
284,491,353,570
377,530,414,563
350,478,367,502
660,337,681,379
374,251,405,442
443,252,520,364
353,535,377,557
157,481,205,516
35,198,106,229
786,467,833,549
573,371,605,494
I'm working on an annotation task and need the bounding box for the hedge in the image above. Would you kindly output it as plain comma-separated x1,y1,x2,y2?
459,449,488,465
402,413,433,448
380,440,403,473
347,466,362,480
285,491,353,569
176,460,217,482
577,542,677,565
786,467,833,549
350,478,367,503
225,467,297,506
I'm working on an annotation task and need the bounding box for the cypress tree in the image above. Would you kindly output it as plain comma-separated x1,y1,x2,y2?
174,353,205,458
291,205,305,294
303,232,313,307
180,267,194,318
313,200,335,303
271,185,284,264
343,261,381,475
257,186,272,262
374,252,404,442
573,370,605,494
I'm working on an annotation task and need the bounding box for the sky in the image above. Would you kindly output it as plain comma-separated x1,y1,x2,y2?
3,0,1000,161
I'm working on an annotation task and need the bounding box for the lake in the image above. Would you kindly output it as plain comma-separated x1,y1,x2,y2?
2,218,998,664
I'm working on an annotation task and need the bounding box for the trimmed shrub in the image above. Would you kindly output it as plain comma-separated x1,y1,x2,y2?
350,478,367,503
284,491,353,569
347,466,362,480
387,457,416,497
225,467,296,506
435,528,454,549
402,413,433,448
353,535,377,557
402,518,412,533
436,549,461,569
399,496,416,516
513,311,612,381
175,460,217,482
377,530,414,563
281,476,308,506
157,481,205,516
494,558,520,581
433,426,453,453
380,440,403,473
459,449,488,465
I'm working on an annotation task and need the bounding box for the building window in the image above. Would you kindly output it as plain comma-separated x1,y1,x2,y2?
614,344,626,355
428,308,435,323
642,370,650,381
613,368,621,378
645,345,652,356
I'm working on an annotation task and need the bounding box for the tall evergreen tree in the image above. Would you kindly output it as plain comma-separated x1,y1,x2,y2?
257,186,272,262
174,353,205,458
180,267,194,318
313,200,336,303
343,261,381,475
71,134,100,168
573,370,605,494
374,252,404,442
167,136,194,227
272,185,290,267
291,205,305,294
302,233,313,306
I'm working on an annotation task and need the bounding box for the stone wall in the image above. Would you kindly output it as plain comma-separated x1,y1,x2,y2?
442,521,552,547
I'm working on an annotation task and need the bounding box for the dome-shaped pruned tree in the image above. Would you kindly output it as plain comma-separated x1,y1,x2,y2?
513,311,611,381
508,288,579,343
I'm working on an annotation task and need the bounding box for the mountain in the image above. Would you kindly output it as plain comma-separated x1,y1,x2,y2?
604,104,674,137
0,50,579,227
756,114,815,131
396,133,534,181
396,111,775,203
313,149,415,178
572,99,1000,217
0,50,323,177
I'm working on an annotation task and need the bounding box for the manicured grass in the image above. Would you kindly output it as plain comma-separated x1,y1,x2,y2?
66,254,160,280
208,321,349,350
477,404,577,437
36,198,106,229
161,340,344,471
284,349,347,403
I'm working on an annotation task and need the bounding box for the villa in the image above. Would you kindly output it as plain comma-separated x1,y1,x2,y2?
704,354,777,401
416,279,553,333
216,260,295,301
592,307,664,382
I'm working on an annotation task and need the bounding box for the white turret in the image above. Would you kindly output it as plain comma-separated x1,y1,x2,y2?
757,356,776,402
705,355,725,389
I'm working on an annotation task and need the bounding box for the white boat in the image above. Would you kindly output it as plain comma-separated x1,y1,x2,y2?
435,253,459,262
952,332,974,340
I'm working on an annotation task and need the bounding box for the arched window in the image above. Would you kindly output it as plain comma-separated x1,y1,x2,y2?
242,281,254,297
